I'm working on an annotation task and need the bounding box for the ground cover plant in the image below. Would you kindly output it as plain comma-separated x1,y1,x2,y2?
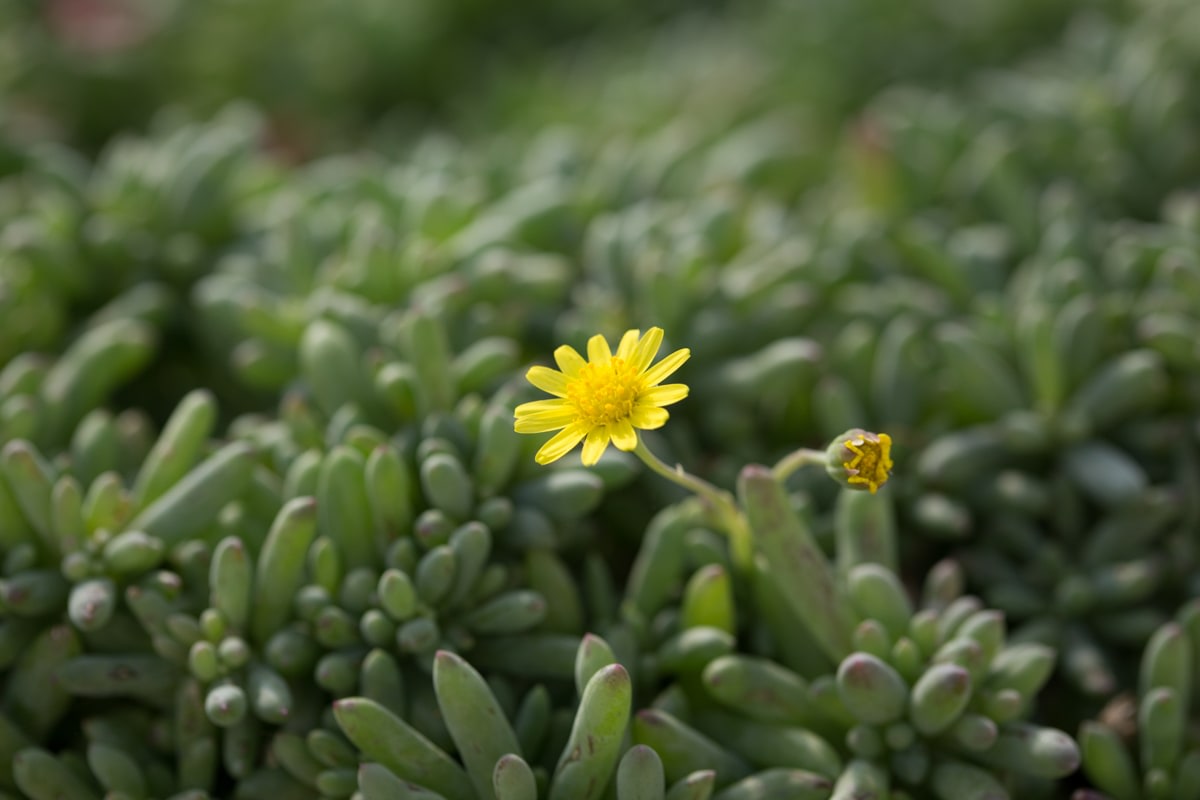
1,0,1199,797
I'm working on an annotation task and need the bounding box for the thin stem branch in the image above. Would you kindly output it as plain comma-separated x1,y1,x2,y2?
633,438,754,573
771,447,826,482
632,439,729,507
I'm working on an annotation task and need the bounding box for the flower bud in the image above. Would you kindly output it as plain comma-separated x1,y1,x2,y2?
826,429,894,494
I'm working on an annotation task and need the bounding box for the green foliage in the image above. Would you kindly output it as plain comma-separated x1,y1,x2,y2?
2,1,1200,798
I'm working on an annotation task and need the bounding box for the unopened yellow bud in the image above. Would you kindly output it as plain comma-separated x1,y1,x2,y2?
826,429,894,494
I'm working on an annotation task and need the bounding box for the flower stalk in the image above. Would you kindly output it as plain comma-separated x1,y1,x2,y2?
771,447,827,482
631,438,755,569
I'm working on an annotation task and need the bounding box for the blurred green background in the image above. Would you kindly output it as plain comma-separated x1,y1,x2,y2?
0,0,1137,158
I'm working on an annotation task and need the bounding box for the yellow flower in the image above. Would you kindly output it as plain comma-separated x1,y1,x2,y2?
514,327,690,466
824,429,894,494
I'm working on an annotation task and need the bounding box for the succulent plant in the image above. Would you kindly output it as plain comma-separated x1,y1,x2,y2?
721,467,1077,799
1075,601,1200,800
4,3,1200,798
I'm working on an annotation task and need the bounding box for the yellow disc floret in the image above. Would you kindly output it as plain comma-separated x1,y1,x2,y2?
566,358,641,427
843,432,893,494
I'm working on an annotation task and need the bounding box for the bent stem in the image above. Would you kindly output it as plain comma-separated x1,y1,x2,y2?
632,438,754,571
771,447,826,482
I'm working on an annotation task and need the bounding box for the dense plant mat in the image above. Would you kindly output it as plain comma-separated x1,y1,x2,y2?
2,0,1200,798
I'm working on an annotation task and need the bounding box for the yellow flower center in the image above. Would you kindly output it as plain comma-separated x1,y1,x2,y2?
844,433,894,494
566,358,641,427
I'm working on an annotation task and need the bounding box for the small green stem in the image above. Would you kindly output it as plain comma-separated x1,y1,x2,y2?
632,439,732,514
771,447,826,482
632,439,754,571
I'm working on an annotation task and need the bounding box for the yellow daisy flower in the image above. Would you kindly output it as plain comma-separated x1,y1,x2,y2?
514,327,690,466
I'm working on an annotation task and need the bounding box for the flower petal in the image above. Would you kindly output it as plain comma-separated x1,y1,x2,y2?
616,329,640,361
535,422,590,465
581,427,611,466
586,334,612,364
639,383,689,407
526,366,569,397
515,398,571,417
554,345,587,377
514,408,579,433
641,347,690,386
611,419,638,451
630,405,669,430
630,327,664,373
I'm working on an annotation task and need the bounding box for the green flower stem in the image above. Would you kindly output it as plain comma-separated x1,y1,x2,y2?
771,447,826,482
632,439,753,572
632,440,728,510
